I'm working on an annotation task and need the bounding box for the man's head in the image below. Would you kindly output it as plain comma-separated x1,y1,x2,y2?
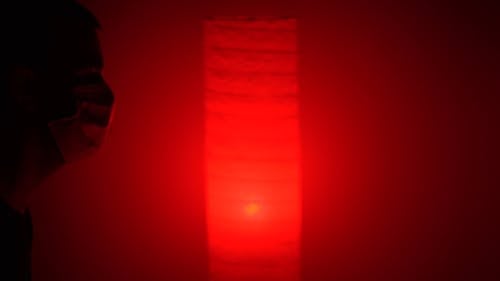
0,0,114,204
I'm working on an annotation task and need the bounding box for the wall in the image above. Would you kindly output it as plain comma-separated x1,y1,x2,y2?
31,1,499,280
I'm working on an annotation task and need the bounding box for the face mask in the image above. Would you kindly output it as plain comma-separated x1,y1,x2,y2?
48,85,114,163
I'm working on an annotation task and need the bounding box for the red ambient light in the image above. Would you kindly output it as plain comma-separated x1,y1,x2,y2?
205,17,301,281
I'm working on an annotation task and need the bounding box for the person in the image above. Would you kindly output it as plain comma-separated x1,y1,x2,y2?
0,1,114,280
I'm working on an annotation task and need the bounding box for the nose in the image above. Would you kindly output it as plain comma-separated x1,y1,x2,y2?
99,80,114,107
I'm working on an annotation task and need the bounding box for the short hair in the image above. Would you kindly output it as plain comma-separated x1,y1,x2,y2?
1,0,101,69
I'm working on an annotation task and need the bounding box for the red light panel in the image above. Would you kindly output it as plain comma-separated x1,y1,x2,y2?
205,17,301,281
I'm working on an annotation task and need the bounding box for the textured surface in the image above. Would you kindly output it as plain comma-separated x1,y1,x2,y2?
204,18,301,281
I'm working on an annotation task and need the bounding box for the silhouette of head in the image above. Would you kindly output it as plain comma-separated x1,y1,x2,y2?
1,0,114,190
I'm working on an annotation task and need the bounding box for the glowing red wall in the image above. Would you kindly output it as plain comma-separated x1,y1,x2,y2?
29,1,498,281
204,18,300,281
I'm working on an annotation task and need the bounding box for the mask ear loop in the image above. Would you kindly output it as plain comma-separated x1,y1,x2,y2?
47,104,81,127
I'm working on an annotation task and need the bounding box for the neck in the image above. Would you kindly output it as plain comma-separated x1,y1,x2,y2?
0,189,29,214
0,125,64,214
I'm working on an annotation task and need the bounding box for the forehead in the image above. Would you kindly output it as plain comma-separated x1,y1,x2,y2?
48,27,103,72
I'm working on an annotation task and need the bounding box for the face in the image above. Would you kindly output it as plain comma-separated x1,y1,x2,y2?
44,26,115,163
1,25,114,201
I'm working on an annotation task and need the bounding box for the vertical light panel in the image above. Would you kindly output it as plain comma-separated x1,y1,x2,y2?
204,17,301,281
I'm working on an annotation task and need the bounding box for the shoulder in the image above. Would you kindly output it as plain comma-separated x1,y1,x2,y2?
0,200,33,280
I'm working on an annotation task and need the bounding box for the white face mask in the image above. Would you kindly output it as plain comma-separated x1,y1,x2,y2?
48,84,114,163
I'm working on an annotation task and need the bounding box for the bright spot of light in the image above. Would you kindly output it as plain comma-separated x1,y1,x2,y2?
244,203,260,217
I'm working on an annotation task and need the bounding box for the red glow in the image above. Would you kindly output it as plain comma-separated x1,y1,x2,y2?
205,18,301,281
244,202,261,217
